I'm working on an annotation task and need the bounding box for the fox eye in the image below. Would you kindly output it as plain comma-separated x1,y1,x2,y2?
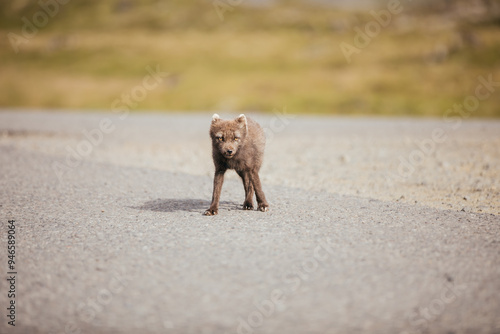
217,137,224,142
234,137,240,142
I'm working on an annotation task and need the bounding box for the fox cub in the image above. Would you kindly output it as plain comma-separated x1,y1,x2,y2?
204,114,269,216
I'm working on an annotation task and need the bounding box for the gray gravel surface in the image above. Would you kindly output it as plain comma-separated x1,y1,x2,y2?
0,110,499,334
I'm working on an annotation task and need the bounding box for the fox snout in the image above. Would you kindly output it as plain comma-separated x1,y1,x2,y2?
223,145,236,157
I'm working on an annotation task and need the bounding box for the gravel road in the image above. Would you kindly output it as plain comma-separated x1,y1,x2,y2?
0,110,499,334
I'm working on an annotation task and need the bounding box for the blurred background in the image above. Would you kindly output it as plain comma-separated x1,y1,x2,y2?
1,0,499,116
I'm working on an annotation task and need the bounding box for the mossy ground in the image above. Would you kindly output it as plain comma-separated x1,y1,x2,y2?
0,0,499,116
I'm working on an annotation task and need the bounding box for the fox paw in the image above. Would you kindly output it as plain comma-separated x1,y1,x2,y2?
204,208,218,216
258,203,269,212
243,202,254,210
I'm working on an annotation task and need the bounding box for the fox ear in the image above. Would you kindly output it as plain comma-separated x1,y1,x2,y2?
236,114,248,131
212,114,220,123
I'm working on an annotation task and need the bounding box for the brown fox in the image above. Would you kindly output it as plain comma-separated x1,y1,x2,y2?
204,114,269,216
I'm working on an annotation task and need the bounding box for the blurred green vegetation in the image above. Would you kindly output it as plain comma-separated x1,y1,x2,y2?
0,0,499,116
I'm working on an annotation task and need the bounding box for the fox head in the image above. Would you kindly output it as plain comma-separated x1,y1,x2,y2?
210,114,248,159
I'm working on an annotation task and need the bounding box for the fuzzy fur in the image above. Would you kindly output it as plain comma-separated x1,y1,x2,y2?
204,114,269,215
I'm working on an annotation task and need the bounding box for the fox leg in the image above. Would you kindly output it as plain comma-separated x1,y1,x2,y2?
250,169,269,212
204,169,226,216
237,170,254,210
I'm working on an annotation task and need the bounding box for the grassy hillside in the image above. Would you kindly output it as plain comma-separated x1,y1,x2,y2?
0,0,499,116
